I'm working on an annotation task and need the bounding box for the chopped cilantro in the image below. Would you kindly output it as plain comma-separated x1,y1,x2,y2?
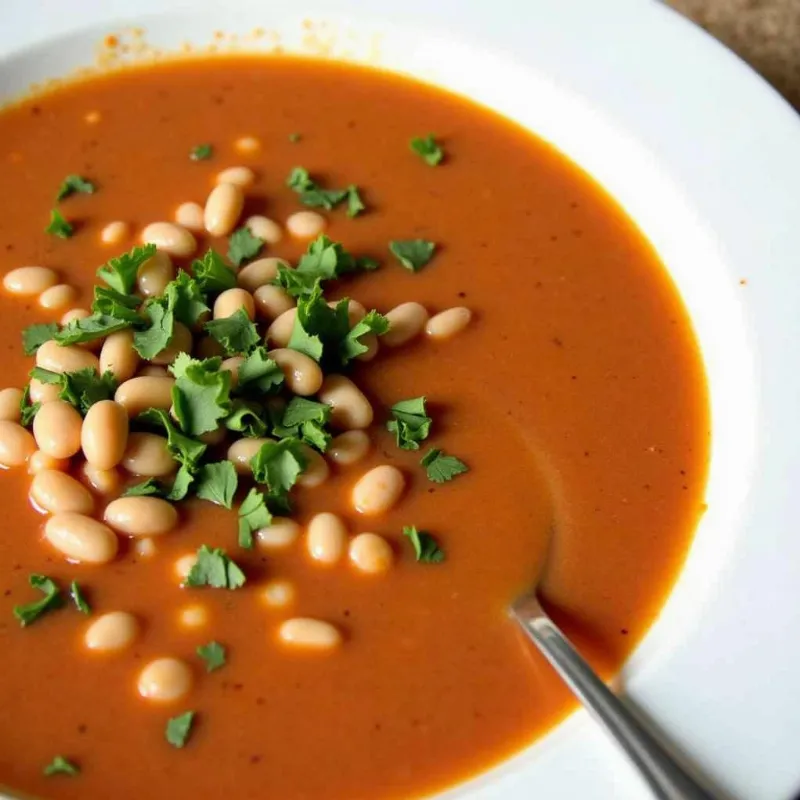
56,175,96,201
204,307,260,356
19,385,39,427
190,143,213,161
386,397,432,450
410,134,444,166
191,250,237,294
43,756,79,777
13,574,63,627
29,367,118,415
235,347,284,395
21,322,58,356
133,296,175,360
346,185,366,218
286,166,348,210
91,286,142,322
340,309,389,364
250,438,307,500
170,353,231,436
403,525,445,563
46,209,73,239
238,487,272,548
420,448,469,483
122,478,164,497
185,545,246,589
54,313,131,346
286,285,346,365
224,399,268,438
168,271,210,327
389,239,436,272
227,228,263,267
167,465,195,502
195,461,238,510
273,397,332,452
196,641,227,672
96,243,157,294
69,581,91,615
166,711,196,748
138,407,206,472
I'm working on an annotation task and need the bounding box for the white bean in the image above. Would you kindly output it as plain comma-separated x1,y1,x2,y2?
349,532,394,574
269,348,323,396
3,266,58,296
383,302,429,347
237,258,286,292
296,445,330,488
81,400,129,470
104,496,178,536
425,307,472,340
178,604,208,628
134,537,157,558
44,513,119,564
279,618,342,650
194,336,224,360
84,611,138,652
0,421,36,467
174,202,204,232
204,182,244,237
327,430,370,466
352,465,405,516
30,470,94,515
234,137,261,155
81,463,121,495
286,211,326,240
100,221,130,245
60,307,90,326
261,580,295,608
137,250,175,297
0,388,22,422
115,376,175,417
254,285,295,321
317,375,373,430
33,400,82,459
265,306,297,344
306,512,347,565
100,329,140,382
227,437,271,474
141,222,197,258
216,165,256,187
137,657,193,702
213,287,255,320
36,340,99,374
27,450,70,474
39,284,78,311
255,517,300,550
122,432,175,477
174,553,198,581
29,378,61,404
245,215,282,244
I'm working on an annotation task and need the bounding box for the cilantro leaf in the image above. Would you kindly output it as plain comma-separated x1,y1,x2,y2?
410,134,444,166
168,271,210,327
56,175,96,201
43,756,79,777
170,353,231,436
235,347,284,395
96,243,156,294
22,323,58,355
250,438,307,499
386,397,432,450
186,545,246,589
273,397,332,452
190,143,213,161
403,526,445,563
133,297,174,360
195,461,238,510
166,711,196,748
19,385,40,428
69,581,90,615
54,314,131,346
167,464,195,502
196,641,226,672
421,448,469,483
138,407,207,471
228,228,263,267
46,209,73,239
204,308,260,356
346,185,366,218
238,487,272,548
191,250,237,294
13,574,63,627
286,166,348,210
224,399,268,438
389,239,436,272
29,367,118,415
287,285,348,364
122,478,165,497
340,309,389,364
92,286,142,322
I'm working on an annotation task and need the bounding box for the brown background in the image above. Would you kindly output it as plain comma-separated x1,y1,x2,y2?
667,0,800,108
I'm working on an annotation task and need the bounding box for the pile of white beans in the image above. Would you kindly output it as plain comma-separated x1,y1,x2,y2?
0,149,473,702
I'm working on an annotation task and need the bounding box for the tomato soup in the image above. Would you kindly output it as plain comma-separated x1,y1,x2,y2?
0,56,709,800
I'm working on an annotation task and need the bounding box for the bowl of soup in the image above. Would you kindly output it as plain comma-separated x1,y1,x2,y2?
1,3,798,800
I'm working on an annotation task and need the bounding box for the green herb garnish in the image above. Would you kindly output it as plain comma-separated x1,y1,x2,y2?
410,134,444,166
56,175,96,201
389,239,436,272
43,756,79,777
46,209,73,239
196,641,227,672
13,574,63,627
386,397,432,450
204,308,259,356
96,243,156,294
191,250,237,294
227,227,263,267
21,322,58,356
237,487,272,548
166,711,196,748
190,143,213,161
29,367,118,415
195,461,238,510
185,545,245,589
170,353,232,436
403,526,445,563
420,448,469,483
69,581,91,615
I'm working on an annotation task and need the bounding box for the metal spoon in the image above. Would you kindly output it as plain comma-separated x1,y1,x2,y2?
511,592,717,799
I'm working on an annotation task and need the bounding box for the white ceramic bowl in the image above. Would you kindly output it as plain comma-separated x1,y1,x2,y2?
1,2,799,799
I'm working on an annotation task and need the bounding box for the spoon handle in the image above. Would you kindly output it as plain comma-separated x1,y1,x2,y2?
512,595,715,800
